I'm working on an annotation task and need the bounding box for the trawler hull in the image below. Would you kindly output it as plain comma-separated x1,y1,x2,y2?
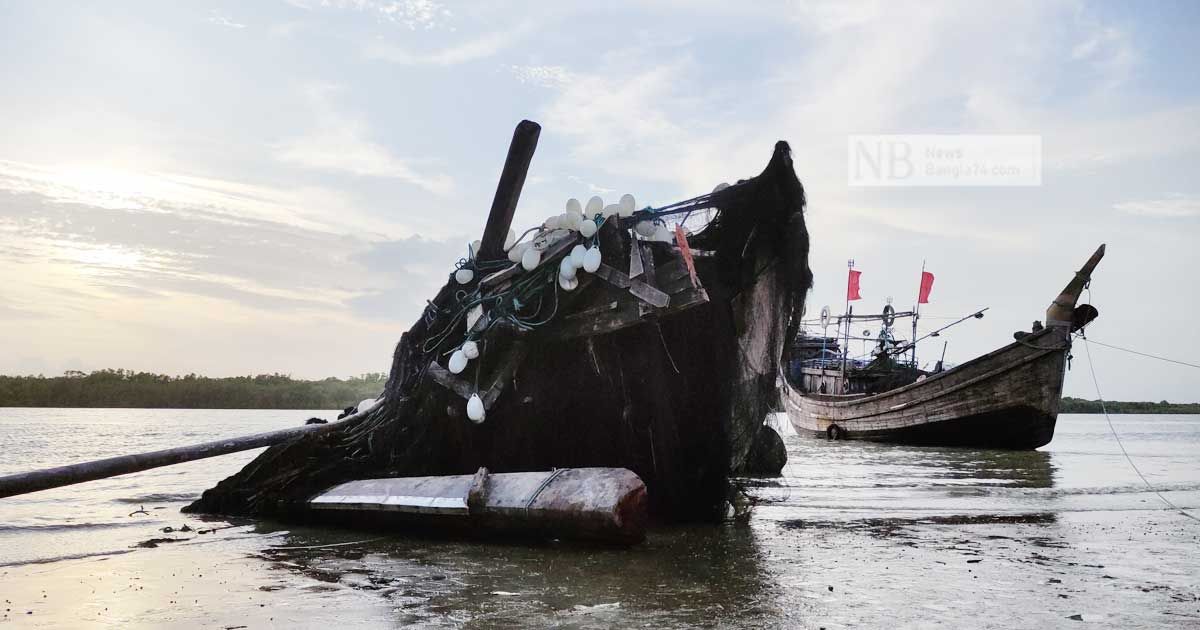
783,326,1070,450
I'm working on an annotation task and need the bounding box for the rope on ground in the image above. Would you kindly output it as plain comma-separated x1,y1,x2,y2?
1081,337,1200,523
267,536,386,551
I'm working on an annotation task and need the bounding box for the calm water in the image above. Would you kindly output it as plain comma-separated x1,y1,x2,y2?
1,409,1198,628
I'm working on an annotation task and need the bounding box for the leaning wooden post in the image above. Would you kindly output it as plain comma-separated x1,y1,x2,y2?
0,420,345,499
477,120,541,260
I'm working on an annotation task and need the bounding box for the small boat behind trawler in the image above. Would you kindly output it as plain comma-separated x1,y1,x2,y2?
782,245,1106,449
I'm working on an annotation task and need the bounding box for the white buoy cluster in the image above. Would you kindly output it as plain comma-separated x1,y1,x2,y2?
447,190,643,424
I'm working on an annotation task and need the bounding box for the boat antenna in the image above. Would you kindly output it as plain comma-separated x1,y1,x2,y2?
890,307,990,359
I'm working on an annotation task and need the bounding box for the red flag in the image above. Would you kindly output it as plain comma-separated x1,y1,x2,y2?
918,271,935,304
847,269,862,301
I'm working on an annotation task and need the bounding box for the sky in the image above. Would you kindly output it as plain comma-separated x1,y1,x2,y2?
0,0,1197,401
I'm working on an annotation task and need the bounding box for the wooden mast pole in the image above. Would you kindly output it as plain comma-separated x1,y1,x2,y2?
913,259,924,368
478,120,541,261
841,259,854,391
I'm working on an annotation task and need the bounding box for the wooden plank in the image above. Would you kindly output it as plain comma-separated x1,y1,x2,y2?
479,120,541,260
479,263,521,289
594,263,631,289
629,280,670,308
628,236,644,279
426,360,474,400
552,285,710,341
481,342,527,408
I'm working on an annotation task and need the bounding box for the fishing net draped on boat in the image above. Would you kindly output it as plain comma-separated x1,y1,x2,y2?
186,139,810,521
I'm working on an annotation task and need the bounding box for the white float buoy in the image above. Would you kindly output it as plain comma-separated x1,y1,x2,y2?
579,218,597,238
454,268,474,284
559,256,577,280
470,239,482,258
619,194,636,215
582,246,602,273
713,182,730,193
448,350,468,374
521,247,541,271
635,221,657,238
558,274,579,291
358,398,379,414
569,244,587,268
585,196,604,216
566,198,582,215
466,394,485,423
462,340,480,360
507,241,528,263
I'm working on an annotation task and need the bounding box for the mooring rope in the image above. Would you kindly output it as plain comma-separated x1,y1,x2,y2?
1081,336,1200,523
1082,338,1200,370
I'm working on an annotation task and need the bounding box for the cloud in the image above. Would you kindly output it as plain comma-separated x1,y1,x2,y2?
206,12,247,29
505,64,573,88
290,0,449,30
1114,194,1200,218
362,21,533,66
272,85,454,195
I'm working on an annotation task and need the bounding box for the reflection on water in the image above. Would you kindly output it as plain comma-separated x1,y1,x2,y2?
252,520,788,628
2,410,1198,628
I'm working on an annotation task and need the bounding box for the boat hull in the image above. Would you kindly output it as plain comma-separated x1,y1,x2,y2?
783,326,1070,449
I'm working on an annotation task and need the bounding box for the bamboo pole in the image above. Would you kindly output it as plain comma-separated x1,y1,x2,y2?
0,420,344,499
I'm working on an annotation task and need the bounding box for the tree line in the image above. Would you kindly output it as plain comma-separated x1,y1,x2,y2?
0,369,386,410
1060,397,1200,414
0,371,1195,413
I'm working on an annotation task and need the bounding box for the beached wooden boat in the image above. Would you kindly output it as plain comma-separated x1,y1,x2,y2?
783,245,1105,449
184,121,811,521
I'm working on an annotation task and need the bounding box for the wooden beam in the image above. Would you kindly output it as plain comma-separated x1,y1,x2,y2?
0,419,349,499
479,120,541,261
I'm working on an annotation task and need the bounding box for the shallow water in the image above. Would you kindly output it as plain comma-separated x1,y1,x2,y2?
1,409,1197,628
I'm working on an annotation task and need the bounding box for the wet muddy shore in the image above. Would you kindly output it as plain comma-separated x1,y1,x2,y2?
2,410,1198,628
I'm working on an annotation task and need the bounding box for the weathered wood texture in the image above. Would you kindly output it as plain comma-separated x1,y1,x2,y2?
186,140,810,521
784,325,1071,448
309,467,647,545
479,120,541,260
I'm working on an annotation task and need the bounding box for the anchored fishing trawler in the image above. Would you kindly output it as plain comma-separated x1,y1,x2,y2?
782,245,1106,449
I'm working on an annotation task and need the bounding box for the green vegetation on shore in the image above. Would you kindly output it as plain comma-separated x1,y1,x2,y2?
1060,397,1200,414
0,370,385,410
1,371,1196,413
